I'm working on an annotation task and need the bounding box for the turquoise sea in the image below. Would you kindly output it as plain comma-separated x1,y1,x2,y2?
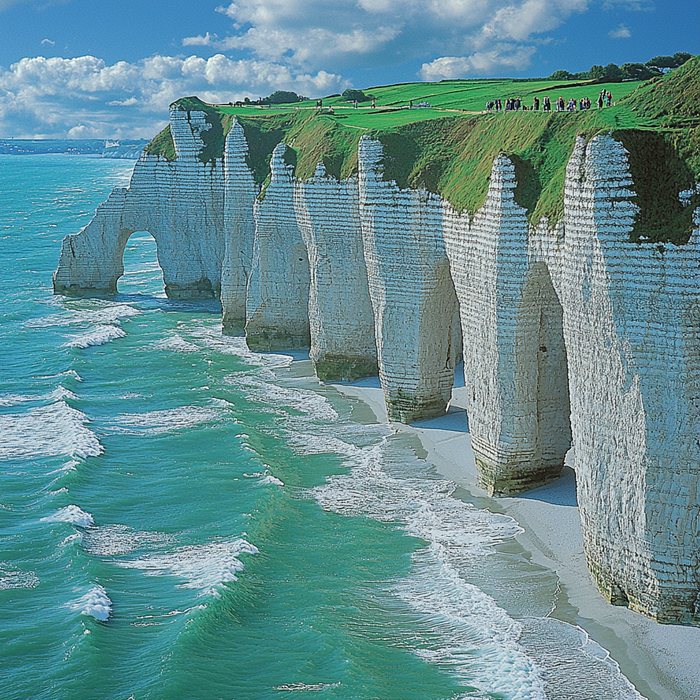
1,155,646,700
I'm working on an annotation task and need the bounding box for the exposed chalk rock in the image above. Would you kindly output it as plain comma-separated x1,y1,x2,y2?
55,101,700,626
54,187,131,295
358,136,461,423
294,163,377,381
557,134,700,624
54,107,226,300
443,155,571,495
245,143,311,351
221,119,258,334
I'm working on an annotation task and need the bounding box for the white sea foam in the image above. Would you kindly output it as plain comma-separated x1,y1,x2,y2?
40,370,83,382
109,405,222,435
517,617,645,700
312,438,546,699
0,393,36,407
47,459,79,475
0,564,39,590
227,376,339,422
396,544,545,700
117,538,259,596
0,400,103,460
187,323,294,370
81,524,174,557
29,302,140,329
0,385,77,407
274,683,342,692
259,474,284,487
69,585,112,621
152,335,199,353
67,324,126,348
43,505,95,528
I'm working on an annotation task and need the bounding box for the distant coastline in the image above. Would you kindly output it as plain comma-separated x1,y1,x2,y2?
0,138,146,159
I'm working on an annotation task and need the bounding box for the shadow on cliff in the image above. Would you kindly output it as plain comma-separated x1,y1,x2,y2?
514,465,578,507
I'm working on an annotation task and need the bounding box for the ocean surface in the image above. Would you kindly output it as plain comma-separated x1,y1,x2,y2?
0,154,646,700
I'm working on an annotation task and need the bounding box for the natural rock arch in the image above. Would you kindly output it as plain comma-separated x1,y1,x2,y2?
117,230,165,295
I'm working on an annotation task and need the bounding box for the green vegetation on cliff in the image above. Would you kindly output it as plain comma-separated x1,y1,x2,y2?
146,55,700,244
143,125,176,161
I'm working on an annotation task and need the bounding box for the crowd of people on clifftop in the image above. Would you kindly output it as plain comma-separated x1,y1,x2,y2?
486,89,612,113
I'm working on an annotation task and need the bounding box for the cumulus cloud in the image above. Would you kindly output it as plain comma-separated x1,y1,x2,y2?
0,0,652,137
420,46,538,80
183,32,217,46
0,53,346,138
205,0,597,84
608,23,632,38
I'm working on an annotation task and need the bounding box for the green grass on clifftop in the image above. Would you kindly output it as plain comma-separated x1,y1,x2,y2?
146,60,700,244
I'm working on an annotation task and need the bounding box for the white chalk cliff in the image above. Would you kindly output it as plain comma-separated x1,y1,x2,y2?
54,105,700,626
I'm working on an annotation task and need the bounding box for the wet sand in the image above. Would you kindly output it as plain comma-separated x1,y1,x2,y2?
333,377,700,700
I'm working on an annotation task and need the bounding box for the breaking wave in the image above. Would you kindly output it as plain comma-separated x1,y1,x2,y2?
66,324,126,348
108,405,223,435
117,538,259,597
43,505,95,528
0,400,102,460
68,585,112,621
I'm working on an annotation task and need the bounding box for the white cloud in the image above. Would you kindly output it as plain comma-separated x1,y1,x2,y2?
107,97,139,106
206,0,592,83
0,0,651,138
603,0,653,9
183,32,217,47
0,53,346,138
41,39,55,46
420,46,538,80
608,23,632,38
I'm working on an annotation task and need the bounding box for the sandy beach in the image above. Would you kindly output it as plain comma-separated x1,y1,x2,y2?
330,374,700,700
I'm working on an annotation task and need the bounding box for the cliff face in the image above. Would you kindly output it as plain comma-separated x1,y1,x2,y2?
54,109,225,299
556,135,700,623
443,155,571,496
54,100,700,625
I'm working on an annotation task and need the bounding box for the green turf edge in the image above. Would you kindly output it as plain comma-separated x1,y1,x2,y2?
143,125,176,161
144,61,700,245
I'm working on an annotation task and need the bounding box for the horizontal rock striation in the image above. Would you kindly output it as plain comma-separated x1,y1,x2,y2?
221,119,257,333
54,102,700,625
443,155,571,496
295,163,377,382
245,143,311,351
359,136,461,422
555,135,700,624
54,107,225,299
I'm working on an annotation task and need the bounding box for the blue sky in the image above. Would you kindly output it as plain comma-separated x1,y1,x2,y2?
0,0,697,139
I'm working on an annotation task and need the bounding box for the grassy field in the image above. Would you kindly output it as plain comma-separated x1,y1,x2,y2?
214,77,648,126
149,57,700,244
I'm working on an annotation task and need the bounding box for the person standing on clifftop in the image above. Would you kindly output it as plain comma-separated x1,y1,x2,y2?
543,96,551,111
597,91,604,109
371,98,376,108
533,96,540,111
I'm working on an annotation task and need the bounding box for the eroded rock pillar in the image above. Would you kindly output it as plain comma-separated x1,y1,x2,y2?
54,188,133,295
443,155,571,495
221,118,257,334
560,134,700,623
122,108,225,300
245,143,311,351
294,163,377,381
358,136,460,423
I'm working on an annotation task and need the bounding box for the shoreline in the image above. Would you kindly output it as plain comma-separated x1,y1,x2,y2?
328,374,700,700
